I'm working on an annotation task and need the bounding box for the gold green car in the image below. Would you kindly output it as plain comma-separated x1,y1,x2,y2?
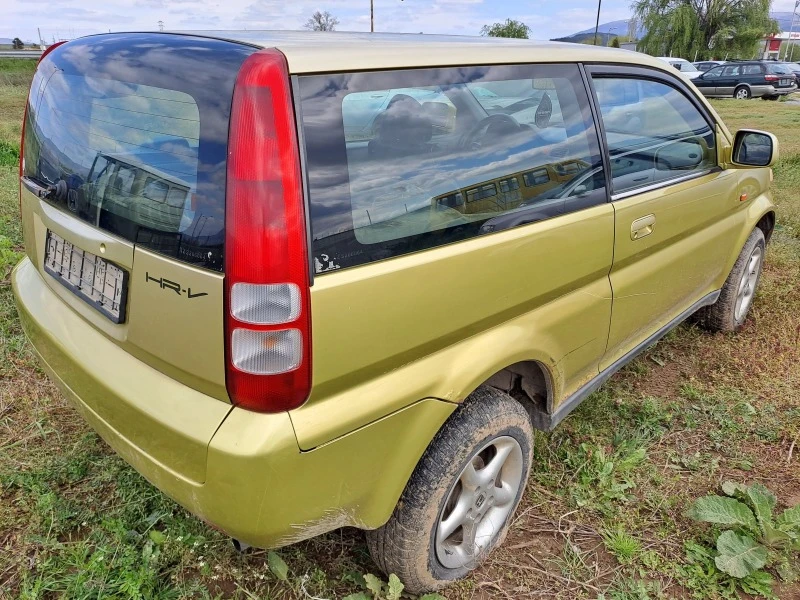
12,31,777,593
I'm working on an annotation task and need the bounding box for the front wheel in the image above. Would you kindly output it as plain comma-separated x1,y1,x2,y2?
366,387,533,594
734,86,752,100
694,228,765,332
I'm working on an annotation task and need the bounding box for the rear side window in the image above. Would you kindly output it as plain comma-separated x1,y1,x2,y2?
23,34,254,271
298,64,605,273
592,77,716,195
743,65,763,75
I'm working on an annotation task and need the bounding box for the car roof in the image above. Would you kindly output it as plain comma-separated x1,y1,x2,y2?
168,30,679,75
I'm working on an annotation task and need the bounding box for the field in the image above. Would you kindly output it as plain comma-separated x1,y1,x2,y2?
1,57,800,599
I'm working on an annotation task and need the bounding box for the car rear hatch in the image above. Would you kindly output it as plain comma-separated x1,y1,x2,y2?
19,33,257,481
765,63,796,88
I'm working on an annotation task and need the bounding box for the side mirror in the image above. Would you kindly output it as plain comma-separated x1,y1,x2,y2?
732,129,778,167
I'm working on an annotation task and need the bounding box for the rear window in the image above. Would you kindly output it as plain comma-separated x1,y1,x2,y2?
23,34,254,271
767,63,794,75
298,64,605,273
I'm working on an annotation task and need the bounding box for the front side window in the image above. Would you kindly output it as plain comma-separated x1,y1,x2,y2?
299,64,605,273
592,77,716,195
703,66,723,79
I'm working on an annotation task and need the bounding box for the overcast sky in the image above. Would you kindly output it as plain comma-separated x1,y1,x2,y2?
5,0,799,44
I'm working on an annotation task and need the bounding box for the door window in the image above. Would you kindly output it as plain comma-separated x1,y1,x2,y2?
592,77,716,195
299,64,606,273
703,67,723,79
721,65,742,77
742,65,763,75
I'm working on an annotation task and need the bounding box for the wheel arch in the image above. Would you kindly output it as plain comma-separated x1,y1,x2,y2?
481,360,555,431
756,210,776,244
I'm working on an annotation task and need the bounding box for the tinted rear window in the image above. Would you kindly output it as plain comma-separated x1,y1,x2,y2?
767,63,794,75
298,64,605,274
23,34,254,271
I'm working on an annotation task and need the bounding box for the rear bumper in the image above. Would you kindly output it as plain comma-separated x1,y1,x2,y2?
13,257,455,547
754,84,797,97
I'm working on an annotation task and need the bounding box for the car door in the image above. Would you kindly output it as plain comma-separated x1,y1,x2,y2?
715,64,742,97
295,63,615,443
693,65,722,96
587,65,741,371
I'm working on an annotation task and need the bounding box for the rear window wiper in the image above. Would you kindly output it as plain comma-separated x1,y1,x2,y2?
22,176,62,201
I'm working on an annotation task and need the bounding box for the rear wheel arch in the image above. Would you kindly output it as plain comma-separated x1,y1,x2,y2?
734,85,752,99
482,360,553,430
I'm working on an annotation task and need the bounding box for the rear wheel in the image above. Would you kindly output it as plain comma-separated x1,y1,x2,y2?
694,228,765,332
366,387,533,594
734,86,752,100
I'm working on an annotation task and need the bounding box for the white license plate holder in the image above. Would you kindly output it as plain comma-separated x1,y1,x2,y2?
43,230,128,323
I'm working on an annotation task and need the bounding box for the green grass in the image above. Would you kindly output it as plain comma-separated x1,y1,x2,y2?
0,66,799,598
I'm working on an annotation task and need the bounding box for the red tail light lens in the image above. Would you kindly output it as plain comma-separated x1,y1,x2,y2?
224,49,312,413
765,75,779,82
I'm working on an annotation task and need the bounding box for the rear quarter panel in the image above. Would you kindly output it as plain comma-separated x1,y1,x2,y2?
292,204,615,449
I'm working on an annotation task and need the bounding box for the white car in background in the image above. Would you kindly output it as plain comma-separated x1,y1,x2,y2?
657,57,703,80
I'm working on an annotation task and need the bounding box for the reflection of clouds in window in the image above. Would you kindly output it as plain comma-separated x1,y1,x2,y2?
36,74,199,185
24,33,250,270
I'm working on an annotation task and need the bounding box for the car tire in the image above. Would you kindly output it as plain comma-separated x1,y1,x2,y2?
693,227,765,332
366,386,533,594
734,86,752,100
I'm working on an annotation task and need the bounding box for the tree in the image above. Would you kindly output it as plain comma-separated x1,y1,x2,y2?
610,37,621,48
304,10,339,31
12,37,24,50
480,19,531,39
633,0,777,61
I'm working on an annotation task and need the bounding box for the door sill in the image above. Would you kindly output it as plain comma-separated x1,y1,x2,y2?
536,290,721,431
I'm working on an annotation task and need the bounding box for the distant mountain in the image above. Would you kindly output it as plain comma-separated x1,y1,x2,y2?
554,11,797,43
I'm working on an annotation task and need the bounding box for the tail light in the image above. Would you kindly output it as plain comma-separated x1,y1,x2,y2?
764,75,779,82
224,49,312,413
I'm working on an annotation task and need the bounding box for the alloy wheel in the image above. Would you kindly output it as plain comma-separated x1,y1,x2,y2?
435,436,524,569
734,245,762,321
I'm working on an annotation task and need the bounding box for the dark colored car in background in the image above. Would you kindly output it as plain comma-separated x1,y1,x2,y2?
693,61,797,100
693,60,726,72
780,61,800,86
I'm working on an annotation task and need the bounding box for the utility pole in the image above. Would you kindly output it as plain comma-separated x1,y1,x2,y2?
786,0,800,61
593,0,603,46
370,0,374,32
158,20,164,32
